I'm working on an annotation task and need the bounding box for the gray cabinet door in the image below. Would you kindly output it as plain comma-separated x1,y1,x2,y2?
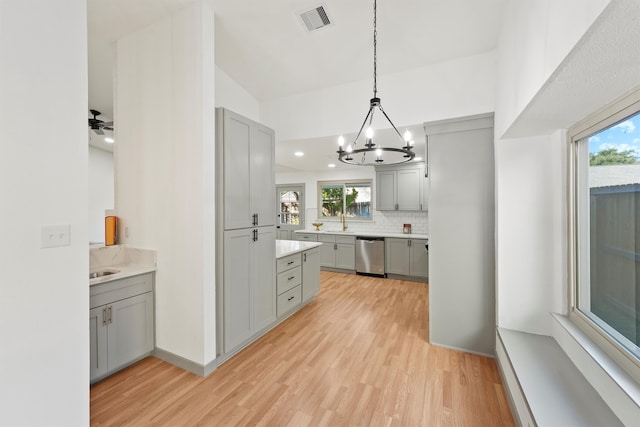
319,242,335,267
410,239,429,278
396,168,422,210
250,125,275,227
385,238,410,275
376,170,396,210
106,292,154,373
335,244,355,270
221,109,275,230
223,110,251,230
89,306,108,382
224,229,252,351
252,227,276,332
302,248,320,302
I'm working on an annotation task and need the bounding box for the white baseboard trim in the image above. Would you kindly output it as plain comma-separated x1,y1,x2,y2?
153,347,218,378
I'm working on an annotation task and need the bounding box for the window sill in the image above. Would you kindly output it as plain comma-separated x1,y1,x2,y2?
551,313,640,424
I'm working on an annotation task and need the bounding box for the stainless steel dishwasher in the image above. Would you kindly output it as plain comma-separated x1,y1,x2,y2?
355,236,386,277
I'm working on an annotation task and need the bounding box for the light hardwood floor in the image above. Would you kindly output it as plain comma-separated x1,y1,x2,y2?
91,271,514,426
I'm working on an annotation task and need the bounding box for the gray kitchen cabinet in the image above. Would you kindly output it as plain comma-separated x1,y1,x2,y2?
294,232,318,242
385,238,428,278
375,164,425,211
276,253,302,317
223,226,276,352
318,234,355,270
89,273,154,383
376,170,396,210
218,108,275,230
302,248,320,302
216,107,277,360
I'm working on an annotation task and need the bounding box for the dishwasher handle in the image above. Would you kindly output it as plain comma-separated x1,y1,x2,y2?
356,236,385,242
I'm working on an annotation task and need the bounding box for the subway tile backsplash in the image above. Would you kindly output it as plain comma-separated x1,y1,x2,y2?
313,210,428,235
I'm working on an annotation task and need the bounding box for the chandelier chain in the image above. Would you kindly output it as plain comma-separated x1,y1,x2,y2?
373,0,377,98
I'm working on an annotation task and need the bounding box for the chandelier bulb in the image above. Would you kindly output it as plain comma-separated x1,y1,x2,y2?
375,148,382,157
365,127,374,139
404,130,412,142
346,144,353,153
338,135,345,147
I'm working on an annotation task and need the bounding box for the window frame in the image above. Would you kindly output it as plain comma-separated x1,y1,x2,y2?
317,179,374,221
568,85,640,383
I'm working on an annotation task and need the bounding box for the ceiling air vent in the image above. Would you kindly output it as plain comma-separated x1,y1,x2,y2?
299,5,332,32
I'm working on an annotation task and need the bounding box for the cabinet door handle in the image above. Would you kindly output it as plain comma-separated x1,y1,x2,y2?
304,253,307,262
253,229,258,242
107,306,113,324
102,308,107,326
255,213,259,226
287,296,295,301
252,213,258,226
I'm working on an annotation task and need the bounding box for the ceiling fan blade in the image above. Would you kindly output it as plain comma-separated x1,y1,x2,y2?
103,126,113,131
102,121,113,127
94,128,104,135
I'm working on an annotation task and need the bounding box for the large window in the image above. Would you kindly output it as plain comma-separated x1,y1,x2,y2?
572,98,640,370
318,180,372,220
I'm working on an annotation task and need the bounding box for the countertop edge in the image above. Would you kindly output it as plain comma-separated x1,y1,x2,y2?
90,264,157,286
292,230,429,240
275,240,322,259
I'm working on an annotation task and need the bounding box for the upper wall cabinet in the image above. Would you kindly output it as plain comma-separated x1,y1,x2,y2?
218,108,276,230
375,164,426,211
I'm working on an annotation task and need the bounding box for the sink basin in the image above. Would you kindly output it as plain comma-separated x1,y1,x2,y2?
89,269,119,279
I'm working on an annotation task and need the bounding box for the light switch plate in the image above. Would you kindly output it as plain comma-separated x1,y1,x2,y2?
41,225,71,248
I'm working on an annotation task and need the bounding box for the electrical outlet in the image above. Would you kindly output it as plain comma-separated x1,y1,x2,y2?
41,225,71,248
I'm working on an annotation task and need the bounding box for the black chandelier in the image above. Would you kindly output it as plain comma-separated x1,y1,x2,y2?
336,0,415,166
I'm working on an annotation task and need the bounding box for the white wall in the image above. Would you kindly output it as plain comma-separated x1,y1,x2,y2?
89,146,114,244
494,0,610,335
116,1,217,366
0,0,89,425
215,66,260,122
495,133,567,334
495,0,610,138
262,51,496,142
277,168,428,235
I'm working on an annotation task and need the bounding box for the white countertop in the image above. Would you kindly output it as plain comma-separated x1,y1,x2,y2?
276,239,322,259
90,245,157,286
90,264,156,286
293,229,429,240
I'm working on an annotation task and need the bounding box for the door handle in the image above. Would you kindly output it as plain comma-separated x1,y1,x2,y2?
102,308,107,326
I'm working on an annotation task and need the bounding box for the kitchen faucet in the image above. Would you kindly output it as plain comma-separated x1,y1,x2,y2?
341,213,348,231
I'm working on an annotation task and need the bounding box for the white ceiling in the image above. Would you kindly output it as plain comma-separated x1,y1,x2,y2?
87,0,507,169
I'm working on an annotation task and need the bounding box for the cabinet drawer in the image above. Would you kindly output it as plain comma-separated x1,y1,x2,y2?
335,235,355,245
277,266,302,294
318,234,335,243
90,273,153,309
295,233,317,242
277,285,301,317
276,253,301,273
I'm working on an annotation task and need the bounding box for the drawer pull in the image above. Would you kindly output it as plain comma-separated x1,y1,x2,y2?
287,296,295,301
287,261,294,265
288,276,295,280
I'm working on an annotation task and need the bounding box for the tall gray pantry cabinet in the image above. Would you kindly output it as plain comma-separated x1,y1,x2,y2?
216,108,276,358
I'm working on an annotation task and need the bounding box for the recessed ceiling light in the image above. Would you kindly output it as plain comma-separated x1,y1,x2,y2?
294,151,304,157
104,137,114,143
328,163,336,168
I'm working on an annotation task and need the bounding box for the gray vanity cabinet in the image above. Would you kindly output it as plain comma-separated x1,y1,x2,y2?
89,273,154,383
